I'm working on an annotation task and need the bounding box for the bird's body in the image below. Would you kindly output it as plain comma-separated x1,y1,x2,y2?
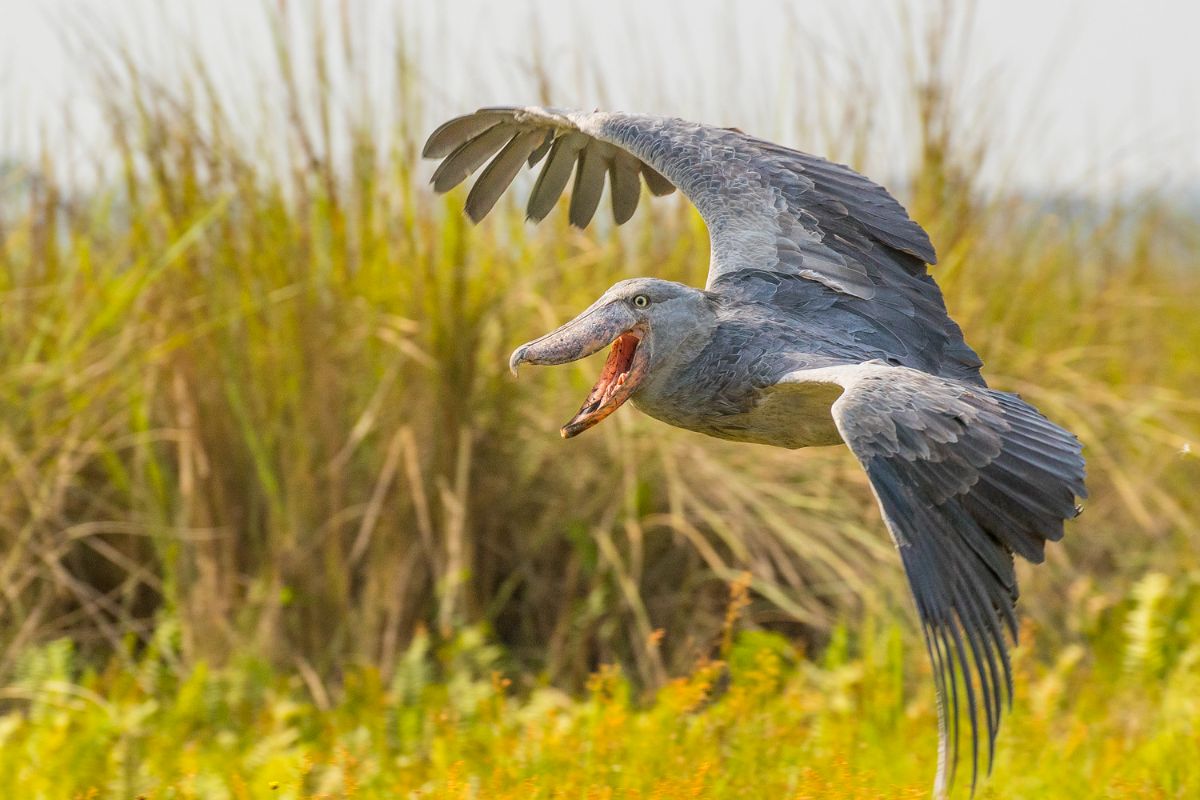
621,288,843,447
625,278,987,449
424,106,1086,797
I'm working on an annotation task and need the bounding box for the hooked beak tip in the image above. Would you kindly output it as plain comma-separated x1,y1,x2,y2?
508,346,527,378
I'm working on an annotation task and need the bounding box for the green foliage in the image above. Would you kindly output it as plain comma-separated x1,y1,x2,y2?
2,607,1199,799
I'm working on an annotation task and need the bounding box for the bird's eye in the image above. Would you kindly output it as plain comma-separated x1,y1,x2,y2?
633,295,650,308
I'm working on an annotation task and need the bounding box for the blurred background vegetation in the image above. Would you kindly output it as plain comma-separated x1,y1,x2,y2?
1,1,1198,797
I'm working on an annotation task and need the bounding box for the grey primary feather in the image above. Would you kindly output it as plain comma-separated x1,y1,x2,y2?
422,111,508,158
642,163,676,196
610,152,642,224
569,143,608,228
466,130,545,222
431,123,514,193
527,135,585,222
527,130,555,167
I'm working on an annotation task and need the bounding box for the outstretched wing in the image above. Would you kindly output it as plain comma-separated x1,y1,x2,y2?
787,362,1085,795
423,105,935,297
422,106,983,384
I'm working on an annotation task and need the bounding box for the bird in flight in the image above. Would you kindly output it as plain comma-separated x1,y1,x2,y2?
423,106,1086,797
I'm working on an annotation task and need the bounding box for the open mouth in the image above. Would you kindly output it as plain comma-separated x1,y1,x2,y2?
561,330,648,438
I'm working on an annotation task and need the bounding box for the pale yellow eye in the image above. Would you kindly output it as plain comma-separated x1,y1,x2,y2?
633,295,649,308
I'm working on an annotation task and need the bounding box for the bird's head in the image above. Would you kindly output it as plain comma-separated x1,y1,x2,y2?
509,278,712,438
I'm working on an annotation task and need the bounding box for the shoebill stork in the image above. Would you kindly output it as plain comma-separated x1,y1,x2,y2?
422,107,1086,797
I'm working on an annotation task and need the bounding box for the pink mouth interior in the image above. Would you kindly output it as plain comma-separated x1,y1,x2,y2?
583,333,640,413
562,332,643,437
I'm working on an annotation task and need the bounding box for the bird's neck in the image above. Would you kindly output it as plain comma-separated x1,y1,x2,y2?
639,311,718,400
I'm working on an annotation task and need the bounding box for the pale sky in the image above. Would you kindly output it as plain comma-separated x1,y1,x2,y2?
2,0,1198,197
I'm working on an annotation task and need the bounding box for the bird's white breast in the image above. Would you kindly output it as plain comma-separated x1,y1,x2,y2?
633,379,844,449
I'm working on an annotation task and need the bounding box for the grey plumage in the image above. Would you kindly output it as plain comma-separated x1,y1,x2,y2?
642,162,676,196
430,124,513,194
527,136,582,222
423,106,1086,798
609,152,642,224
422,111,507,158
568,142,609,228
819,365,1084,793
466,130,545,222
527,130,555,167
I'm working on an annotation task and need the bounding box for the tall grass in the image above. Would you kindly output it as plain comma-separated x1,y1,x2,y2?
1,0,1197,711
